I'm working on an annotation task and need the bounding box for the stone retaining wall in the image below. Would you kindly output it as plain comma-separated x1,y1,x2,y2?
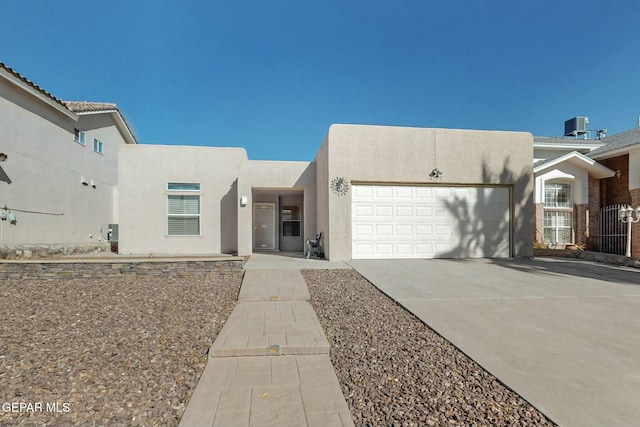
0,258,243,280
0,242,112,260
534,248,640,269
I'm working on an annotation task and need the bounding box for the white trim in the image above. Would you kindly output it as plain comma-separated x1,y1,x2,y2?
533,142,604,151
75,110,137,145
534,151,615,179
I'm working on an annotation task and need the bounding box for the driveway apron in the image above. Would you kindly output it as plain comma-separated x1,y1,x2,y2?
348,257,640,427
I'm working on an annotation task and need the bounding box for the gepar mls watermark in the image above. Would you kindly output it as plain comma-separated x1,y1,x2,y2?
2,402,71,413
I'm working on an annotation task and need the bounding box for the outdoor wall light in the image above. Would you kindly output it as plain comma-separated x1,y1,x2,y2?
616,169,622,179
429,168,443,179
618,205,640,257
0,153,7,162
240,195,248,206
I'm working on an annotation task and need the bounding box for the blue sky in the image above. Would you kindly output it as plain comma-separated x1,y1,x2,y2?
2,1,640,160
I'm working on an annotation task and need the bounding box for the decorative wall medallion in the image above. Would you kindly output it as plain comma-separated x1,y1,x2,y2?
330,177,350,196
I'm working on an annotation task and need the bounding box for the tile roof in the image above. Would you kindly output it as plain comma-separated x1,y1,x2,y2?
64,100,138,144
1,62,137,143
63,101,119,113
587,127,640,157
0,62,68,109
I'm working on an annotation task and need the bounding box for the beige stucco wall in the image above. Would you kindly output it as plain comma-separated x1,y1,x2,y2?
118,145,247,255
316,124,534,260
0,77,124,246
314,136,330,255
237,160,316,256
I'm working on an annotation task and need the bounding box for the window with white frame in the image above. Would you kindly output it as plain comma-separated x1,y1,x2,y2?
167,183,201,236
93,138,104,154
544,183,572,244
74,129,86,145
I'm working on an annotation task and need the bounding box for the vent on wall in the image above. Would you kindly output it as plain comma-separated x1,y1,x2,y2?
564,117,589,137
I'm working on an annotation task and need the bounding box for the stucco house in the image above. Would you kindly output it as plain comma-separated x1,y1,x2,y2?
0,63,136,251
24,61,640,260
117,125,533,260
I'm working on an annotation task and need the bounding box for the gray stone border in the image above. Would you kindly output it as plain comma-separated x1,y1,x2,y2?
533,248,640,269
0,258,243,280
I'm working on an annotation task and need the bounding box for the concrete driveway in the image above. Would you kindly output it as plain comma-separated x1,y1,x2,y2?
348,257,640,427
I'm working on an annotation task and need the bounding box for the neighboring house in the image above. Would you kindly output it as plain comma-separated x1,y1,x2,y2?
533,118,640,257
0,63,137,248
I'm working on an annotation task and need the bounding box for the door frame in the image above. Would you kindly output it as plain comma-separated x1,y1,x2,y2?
253,202,276,250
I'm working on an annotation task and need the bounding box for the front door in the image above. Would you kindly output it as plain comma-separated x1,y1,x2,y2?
280,204,303,252
253,203,276,250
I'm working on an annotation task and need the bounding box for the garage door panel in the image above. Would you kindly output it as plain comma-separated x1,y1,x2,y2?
395,187,413,198
395,206,413,216
352,185,510,259
396,225,412,236
353,206,374,219
375,186,393,198
376,206,393,217
376,225,393,236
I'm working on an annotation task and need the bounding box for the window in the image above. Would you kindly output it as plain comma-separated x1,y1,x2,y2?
167,182,201,236
74,129,86,145
544,183,570,208
281,205,301,237
544,183,572,244
167,182,200,191
93,138,104,154
544,211,572,244
167,195,200,235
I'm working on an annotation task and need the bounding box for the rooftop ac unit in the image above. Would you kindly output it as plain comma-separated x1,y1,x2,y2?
564,117,589,136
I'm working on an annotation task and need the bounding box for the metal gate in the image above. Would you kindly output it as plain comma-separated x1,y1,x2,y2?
599,204,626,255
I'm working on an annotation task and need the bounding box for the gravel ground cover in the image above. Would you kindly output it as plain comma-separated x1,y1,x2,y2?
303,269,557,427
0,272,242,426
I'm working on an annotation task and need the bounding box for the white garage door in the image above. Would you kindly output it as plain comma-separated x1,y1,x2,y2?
352,185,510,259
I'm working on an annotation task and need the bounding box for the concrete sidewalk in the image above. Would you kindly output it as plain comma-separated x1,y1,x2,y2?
180,269,354,427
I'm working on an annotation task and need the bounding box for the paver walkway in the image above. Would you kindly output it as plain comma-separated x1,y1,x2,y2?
179,269,354,427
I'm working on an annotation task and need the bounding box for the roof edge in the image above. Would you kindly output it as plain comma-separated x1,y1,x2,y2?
0,63,77,121
534,151,615,179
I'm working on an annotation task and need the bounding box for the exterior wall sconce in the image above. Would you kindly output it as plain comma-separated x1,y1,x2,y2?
240,195,248,206
429,168,443,179
615,169,621,179
618,205,640,257
0,153,7,162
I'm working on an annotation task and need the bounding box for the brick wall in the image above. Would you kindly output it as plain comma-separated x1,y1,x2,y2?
0,259,243,280
599,155,630,206
587,177,601,250
575,204,588,246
